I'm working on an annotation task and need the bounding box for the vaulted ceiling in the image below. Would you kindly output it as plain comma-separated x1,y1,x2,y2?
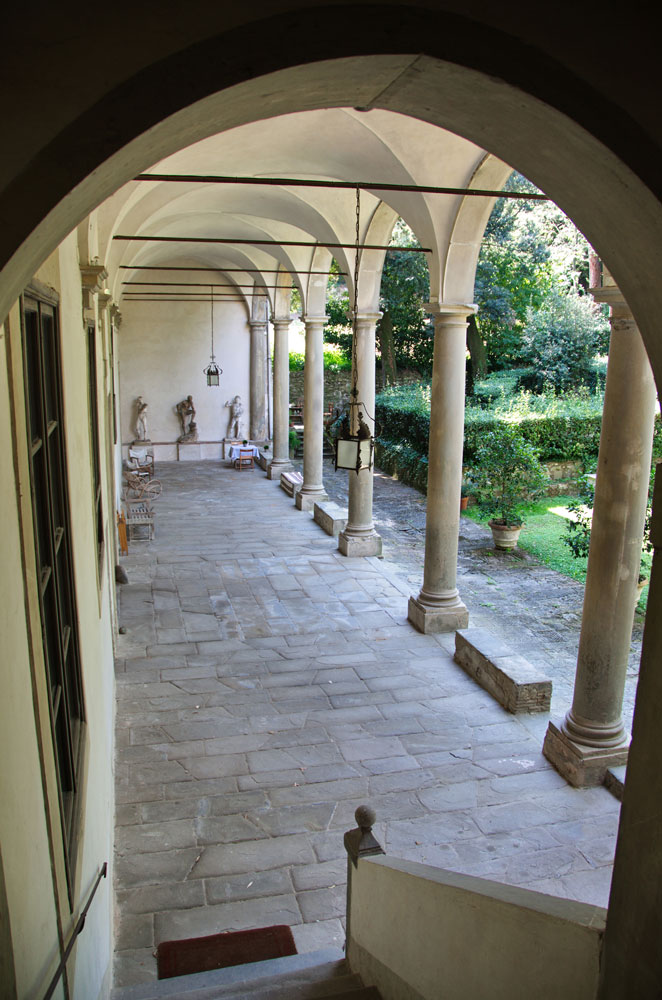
95,108,513,316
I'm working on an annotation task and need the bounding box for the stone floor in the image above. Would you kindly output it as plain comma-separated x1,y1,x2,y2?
113,461,629,987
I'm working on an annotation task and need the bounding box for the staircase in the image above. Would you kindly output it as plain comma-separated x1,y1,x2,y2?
112,948,380,1000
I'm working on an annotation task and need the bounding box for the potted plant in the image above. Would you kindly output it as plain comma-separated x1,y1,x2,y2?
470,424,548,549
460,483,469,511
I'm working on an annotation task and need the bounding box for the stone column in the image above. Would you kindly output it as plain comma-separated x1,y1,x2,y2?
249,319,268,441
543,287,656,786
267,315,292,480
408,305,472,632
338,312,383,557
296,314,328,511
597,469,662,999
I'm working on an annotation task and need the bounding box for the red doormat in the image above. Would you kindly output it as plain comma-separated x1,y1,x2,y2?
156,924,297,980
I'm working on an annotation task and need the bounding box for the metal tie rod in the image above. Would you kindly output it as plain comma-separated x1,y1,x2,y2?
134,172,548,201
122,282,296,289
119,265,343,274
114,235,431,252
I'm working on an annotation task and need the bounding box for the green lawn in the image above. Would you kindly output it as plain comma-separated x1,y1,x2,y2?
464,496,651,612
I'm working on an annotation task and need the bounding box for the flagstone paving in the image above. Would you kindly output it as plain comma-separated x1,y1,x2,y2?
113,461,627,987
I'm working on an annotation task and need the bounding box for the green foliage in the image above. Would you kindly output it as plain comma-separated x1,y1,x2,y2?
520,290,609,392
376,381,606,470
474,172,594,372
471,368,532,409
376,384,432,456
288,427,300,454
377,219,431,372
289,349,352,372
375,439,429,493
324,221,432,373
322,348,351,372
563,477,595,559
470,424,549,526
564,460,659,566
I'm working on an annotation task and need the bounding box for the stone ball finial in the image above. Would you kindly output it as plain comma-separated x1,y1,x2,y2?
355,805,376,830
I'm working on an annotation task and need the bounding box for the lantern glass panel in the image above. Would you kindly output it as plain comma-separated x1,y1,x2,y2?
359,437,373,470
336,437,360,470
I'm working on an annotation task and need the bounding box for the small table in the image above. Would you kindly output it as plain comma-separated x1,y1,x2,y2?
227,445,260,461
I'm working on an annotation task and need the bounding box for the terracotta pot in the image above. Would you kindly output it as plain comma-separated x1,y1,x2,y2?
460,496,469,510
489,519,522,550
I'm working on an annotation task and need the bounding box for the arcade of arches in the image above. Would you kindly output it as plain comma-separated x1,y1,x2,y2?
1,6,662,999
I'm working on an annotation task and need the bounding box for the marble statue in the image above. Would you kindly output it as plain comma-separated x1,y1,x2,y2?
134,396,148,441
224,394,244,439
176,395,197,442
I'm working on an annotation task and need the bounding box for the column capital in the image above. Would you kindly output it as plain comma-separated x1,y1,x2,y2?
303,314,326,326
354,311,383,324
272,315,292,326
249,318,268,329
590,284,635,322
424,302,477,320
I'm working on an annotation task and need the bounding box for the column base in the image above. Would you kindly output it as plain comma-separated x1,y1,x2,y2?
266,459,292,480
543,719,630,788
296,489,328,511
338,529,383,557
407,594,469,633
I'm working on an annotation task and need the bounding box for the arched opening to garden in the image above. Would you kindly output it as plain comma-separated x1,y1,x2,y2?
2,16,661,997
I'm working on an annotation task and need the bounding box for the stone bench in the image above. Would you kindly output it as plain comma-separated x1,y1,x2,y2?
280,470,304,498
454,628,552,713
313,501,348,536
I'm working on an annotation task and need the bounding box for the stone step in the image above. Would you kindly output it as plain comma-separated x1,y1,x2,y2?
313,501,348,537
111,950,366,1000
454,627,552,713
604,764,626,801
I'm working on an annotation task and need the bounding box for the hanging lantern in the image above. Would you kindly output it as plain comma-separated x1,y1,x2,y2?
334,186,374,471
203,287,223,386
335,407,374,472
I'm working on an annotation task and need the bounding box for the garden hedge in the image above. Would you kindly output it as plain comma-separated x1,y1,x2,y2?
376,396,607,466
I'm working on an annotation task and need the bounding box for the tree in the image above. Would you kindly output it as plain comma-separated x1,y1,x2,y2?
324,220,432,375
470,424,549,526
474,172,595,373
520,290,609,392
376,219,431,374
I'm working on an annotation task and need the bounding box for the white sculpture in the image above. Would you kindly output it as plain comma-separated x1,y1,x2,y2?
225,394,244,439
134,396,148,441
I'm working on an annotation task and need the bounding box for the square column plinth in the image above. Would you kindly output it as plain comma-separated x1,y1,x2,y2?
296,490,327,512
543,720,630,788
408,594,469,633
266,460,292,480
338,530,383,557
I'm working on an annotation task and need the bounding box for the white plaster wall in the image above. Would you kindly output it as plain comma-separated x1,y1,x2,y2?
0,236,115,999
349,856,605,1000
118,296,250,454
0,313,64,998
57,236,115,1000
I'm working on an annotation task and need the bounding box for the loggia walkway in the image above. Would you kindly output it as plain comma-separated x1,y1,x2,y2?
114,462,623,988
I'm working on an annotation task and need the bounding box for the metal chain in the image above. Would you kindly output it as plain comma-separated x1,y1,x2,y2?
351,186,360,426
210,285,215,359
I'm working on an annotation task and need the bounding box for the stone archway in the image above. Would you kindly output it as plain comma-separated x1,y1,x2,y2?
1,7,662,385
